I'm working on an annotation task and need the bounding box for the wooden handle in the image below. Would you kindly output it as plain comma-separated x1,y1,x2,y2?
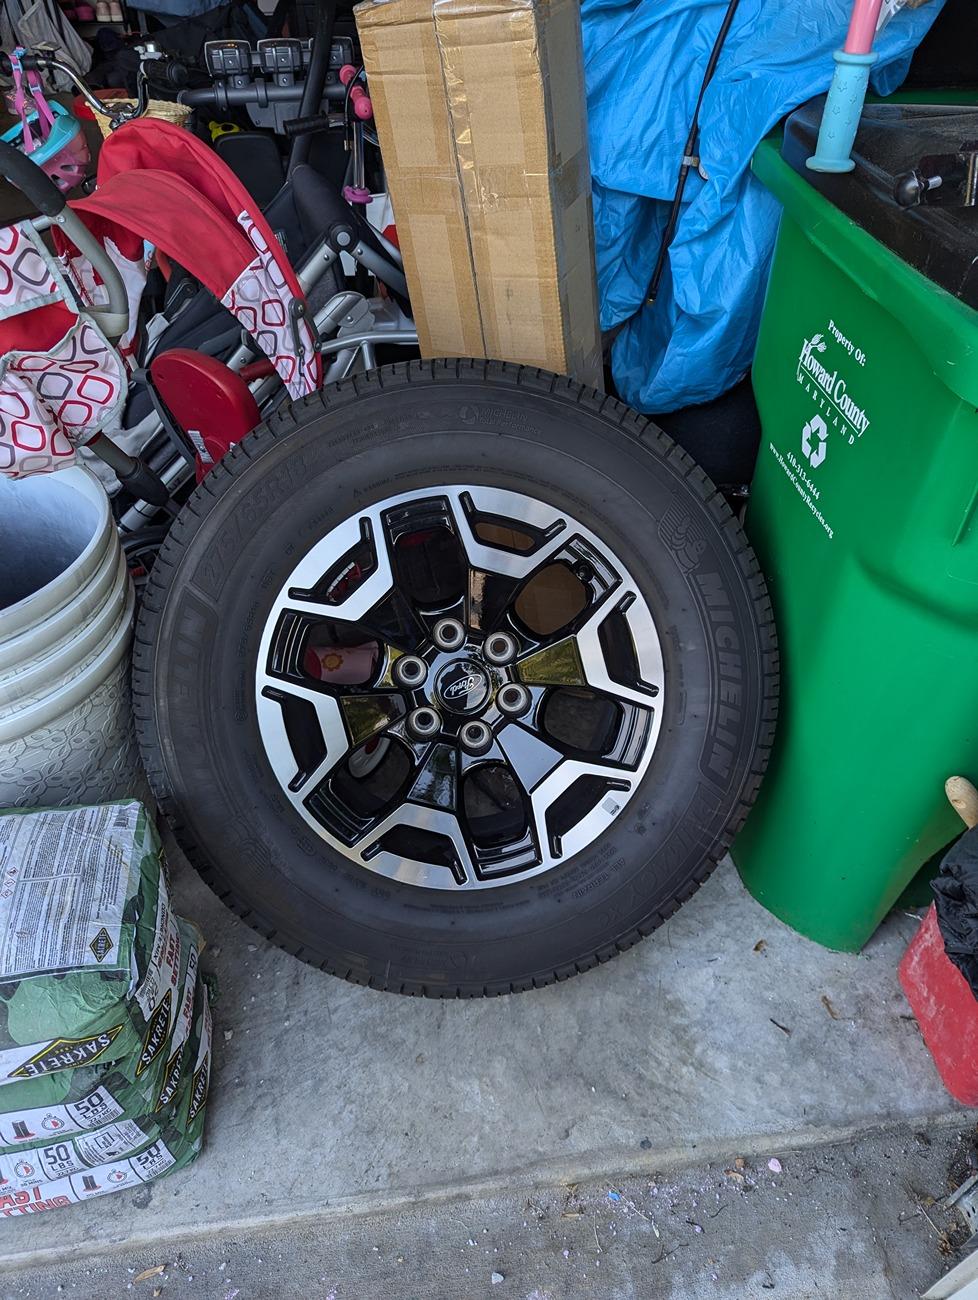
946,775,978,829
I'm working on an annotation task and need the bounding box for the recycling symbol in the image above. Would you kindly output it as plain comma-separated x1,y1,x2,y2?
802,414,828,469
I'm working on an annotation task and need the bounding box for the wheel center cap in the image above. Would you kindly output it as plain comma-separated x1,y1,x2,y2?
435,659,491,715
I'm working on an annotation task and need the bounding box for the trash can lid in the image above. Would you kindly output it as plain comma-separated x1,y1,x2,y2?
783,100,978,308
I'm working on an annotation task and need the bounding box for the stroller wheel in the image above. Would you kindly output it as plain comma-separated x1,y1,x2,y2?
122,526,171,601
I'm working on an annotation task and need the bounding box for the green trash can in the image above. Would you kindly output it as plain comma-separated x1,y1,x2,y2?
732,102,978,951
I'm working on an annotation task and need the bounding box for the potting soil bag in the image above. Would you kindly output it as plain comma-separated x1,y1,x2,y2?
933,826,978,998
0,802,183,1093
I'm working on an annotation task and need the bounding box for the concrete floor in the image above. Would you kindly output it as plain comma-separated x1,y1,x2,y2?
1,1120,974,1300
0,853,969,1297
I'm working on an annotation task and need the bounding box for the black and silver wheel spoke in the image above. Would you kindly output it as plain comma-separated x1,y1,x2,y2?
442,487,572,634
256,486,665,890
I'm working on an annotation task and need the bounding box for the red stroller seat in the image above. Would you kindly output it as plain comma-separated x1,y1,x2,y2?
149,348,262,476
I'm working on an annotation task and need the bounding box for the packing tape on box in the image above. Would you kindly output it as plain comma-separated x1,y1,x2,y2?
356,0,602,385
357,0,485,359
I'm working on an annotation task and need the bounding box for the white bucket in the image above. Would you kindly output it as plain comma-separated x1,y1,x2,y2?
0,467,147,809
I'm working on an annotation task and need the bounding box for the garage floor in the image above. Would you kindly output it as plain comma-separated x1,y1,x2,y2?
0,851,970,1298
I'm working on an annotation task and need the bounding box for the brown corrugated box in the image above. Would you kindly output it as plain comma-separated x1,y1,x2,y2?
355,0,603,388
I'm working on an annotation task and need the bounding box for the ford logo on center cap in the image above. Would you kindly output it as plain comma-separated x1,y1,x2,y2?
436,660,490,715
444,674,481,699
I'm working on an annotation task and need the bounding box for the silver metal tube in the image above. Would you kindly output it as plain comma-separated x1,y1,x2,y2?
351,121,365,192
352,243,408,298
41,58,112,118
317,330,417,357
38,56,147,125
55,210,129,340
323,349,359,383
296,239,341,295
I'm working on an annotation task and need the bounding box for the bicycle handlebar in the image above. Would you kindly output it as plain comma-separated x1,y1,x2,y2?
0,139,66,217
0,50,34,74
151,57,189,90
179,80,345,109
1,47,189,125
282,112,333,139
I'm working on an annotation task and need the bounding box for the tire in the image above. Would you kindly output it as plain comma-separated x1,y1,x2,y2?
133,360,778,996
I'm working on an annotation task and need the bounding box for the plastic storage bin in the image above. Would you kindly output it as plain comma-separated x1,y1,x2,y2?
0,467,143,809
733,103,978,950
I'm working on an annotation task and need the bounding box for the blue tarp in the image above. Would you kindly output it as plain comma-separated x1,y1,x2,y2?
581,0,946,412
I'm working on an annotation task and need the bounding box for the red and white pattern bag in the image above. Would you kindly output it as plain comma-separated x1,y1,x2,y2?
0,224,128,477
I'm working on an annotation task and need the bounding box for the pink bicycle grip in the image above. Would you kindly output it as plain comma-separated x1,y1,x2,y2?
339,63,357,86
351,92,372,121
843,0,884,55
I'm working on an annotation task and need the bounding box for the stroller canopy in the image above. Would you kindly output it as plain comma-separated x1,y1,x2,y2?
76,119,320,398
1,118,319,478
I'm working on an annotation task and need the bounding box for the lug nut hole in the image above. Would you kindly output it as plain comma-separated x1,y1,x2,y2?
460,720,493,754
408,706,441,738
484,632,517,665
394,655,428,687
432,618,466,651
497,684,530,717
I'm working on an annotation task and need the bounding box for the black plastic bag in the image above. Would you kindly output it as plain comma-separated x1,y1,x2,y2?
933,825,978,996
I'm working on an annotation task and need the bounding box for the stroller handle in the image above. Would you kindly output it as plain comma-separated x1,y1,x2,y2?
0,139,66,218
0,141,129,342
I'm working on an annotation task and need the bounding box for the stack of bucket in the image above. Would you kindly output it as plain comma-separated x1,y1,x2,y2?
0,466,144,811
0,800,211,1215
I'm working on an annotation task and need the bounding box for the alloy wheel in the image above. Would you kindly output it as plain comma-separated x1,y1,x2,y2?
255,485,665,891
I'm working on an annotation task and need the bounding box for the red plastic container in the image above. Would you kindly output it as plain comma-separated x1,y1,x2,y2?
899,904,978,1106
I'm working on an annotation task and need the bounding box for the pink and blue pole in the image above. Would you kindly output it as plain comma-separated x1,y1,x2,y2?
808,0,883,173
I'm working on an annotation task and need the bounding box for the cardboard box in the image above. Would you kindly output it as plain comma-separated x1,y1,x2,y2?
356,0,603,387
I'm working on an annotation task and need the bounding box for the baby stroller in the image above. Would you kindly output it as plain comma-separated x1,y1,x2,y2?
0,41,412,546
0,115,322,490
